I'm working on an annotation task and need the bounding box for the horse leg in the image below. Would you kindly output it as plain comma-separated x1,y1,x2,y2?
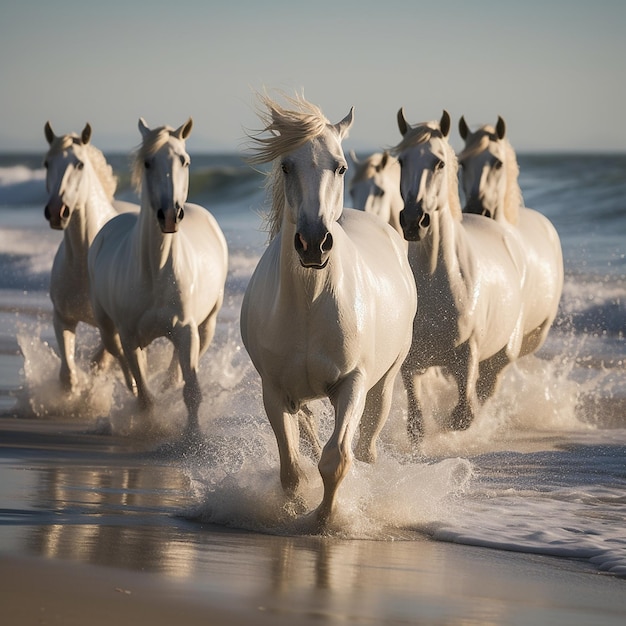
299,405,322,460
198,303,220,358
96,316,136,395
476,347,510,402
163,347,182,389
519,319,551,358
90,342,113,373
53,313,78,393
317,370,367,527
448,341,479,431
262,385,306,499
173,324,203,437
356,362,400,463
401,363,426,445
119,334,153,415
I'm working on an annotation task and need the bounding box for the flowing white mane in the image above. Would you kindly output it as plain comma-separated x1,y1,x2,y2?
246,93,332,239
45,135,117,201
458,124,523,224
391,123,463,220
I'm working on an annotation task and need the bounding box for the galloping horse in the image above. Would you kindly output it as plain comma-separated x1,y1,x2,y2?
88,118,228,436
348,150,404,237
240,94,416,527
458,115,564,356
393,109,526,444
44,122,130,393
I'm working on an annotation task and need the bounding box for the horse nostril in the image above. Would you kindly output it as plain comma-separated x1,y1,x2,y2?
321,232,333,253
294,233,307,253
420,213,430,228
176,205,184,222
157,209,165,222
44,206,51,221
61,205,70,220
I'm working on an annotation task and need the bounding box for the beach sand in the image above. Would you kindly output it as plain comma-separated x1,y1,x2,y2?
1,415,625,626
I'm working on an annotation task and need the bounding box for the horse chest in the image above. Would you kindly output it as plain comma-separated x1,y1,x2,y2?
256,297,357,399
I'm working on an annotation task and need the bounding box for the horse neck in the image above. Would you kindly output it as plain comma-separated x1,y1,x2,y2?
137,195,177,275
64,169,116,260
408,202,460,277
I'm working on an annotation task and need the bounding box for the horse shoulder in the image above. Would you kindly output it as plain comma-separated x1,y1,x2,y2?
340,208,412,274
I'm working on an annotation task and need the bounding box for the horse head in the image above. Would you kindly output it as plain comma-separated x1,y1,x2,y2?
457,115,508,221
349,151,401,226
43,121,93,230
281,108,353,269
394,109,454,241
136,117,193,234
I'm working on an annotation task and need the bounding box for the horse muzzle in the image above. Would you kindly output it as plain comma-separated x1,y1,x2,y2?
294,231,333,269
400,203,430,242
44,200,71,230
157,204,185,233
464,198,491,219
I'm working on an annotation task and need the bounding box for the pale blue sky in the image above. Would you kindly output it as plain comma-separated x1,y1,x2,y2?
1,0,624,153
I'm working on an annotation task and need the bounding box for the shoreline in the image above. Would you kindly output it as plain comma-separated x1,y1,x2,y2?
1,414,626,625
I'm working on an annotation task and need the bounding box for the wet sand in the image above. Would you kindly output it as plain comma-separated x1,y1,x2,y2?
1,415,626,625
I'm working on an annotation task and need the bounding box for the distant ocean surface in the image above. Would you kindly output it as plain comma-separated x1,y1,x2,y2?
0,150,625,578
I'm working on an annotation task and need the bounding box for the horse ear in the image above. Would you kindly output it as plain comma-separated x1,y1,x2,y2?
81,123,92,145
334,107,354,140
138,117,151,138
348,149,359,165
44,121,55,145
176,117,193,140
397,108,409,136
496,116,506,140
458,115,469,141
440,110,451,138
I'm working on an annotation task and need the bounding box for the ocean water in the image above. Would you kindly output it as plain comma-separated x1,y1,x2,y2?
0,150,625,582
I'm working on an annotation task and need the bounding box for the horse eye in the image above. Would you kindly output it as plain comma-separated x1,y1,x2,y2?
494,159,503,170
337,165,347,176
375,188,385,198
180,155,189,167
76,161,84,170
281,163,289,174
435,159,445,171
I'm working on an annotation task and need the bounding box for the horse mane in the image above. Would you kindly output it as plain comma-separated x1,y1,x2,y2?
458,125,523,224
245,93,331,239
131,125,178,191
46,135,117,201
501,138,523,223
391,122,463,220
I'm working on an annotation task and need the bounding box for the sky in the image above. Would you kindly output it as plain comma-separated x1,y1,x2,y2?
1,0,625,155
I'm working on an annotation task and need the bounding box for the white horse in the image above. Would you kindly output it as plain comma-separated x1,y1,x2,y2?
393,109,527,444
88,118,228,436
348,150,404,237
458,115,564,357
240,94,416,527
44,122,133,393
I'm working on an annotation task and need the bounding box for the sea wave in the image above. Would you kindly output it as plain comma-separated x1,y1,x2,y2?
0,155,266,209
